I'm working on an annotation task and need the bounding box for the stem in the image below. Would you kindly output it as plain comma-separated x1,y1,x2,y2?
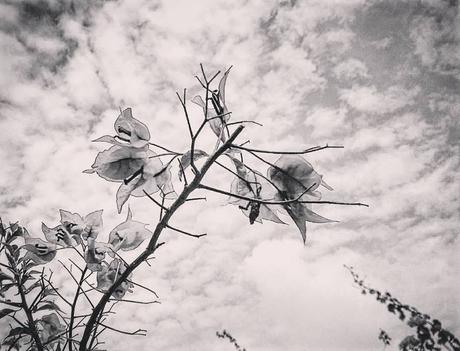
232,144,344,155
15,272,44,351
78,125,245,351
68,267,88,351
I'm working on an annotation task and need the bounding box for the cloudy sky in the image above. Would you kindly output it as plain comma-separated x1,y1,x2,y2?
0,0,459,350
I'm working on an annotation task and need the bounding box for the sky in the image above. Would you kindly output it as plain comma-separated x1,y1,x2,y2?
0,0,459,350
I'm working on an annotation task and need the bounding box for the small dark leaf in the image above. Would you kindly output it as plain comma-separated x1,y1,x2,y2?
24,281,42,294
178,149,208,180
6,326,30,339
34,301,64,313
43,288,58,297
0,308,16,319
0,271,13,282
0,283,16,294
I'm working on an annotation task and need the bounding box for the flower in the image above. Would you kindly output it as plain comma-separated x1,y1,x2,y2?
92,108,151,148
227,155,284,224
41,223,78,247
115,155,176,213
59,209,103,241
96,258,133,299
268,155,335,243
84,238,113,272
38,313,65,346
108,208,153,253
22,229,57,265
83,145,151,182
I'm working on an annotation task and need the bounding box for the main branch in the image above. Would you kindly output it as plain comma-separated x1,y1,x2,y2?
78,125,245,351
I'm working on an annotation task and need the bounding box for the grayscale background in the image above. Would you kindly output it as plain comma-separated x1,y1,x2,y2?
0,0,458,350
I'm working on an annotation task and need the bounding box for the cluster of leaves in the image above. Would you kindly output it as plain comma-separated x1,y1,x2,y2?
216,329,247,351
379,329,392,349
1,211,157,351
345,265,460,351
0,220,65,351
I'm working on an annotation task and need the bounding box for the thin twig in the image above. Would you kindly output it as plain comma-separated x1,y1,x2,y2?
166,224,207,238
231,144,344,155
143,190,169,211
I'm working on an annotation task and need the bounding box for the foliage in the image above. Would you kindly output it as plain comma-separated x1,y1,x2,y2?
345,266,460,351
216,329,247,351
1,65,367,351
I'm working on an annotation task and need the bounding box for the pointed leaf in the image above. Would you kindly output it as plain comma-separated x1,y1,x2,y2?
0,308,16,320
178,149,208,180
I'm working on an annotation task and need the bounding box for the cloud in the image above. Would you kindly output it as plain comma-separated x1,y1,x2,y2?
0,0,458,350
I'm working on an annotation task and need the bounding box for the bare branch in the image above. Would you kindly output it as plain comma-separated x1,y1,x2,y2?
231,143,344,155
95,322,147,336
143,190,169,211
166,224,207,238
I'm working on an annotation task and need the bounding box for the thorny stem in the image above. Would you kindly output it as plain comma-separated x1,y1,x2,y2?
78,125,245,351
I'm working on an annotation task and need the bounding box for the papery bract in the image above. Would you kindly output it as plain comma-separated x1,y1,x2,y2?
96,258,133,299
84,238,113,272
22,229,57,265
83,145,150,182
116,155,176,213
41,223,78,247
268,155,335,243
228,156,284,224
38,313,65,345
108,208,153,253
59,209,103,241
114,108,150,147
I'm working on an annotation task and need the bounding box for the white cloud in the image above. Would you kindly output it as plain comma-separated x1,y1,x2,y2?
0,1,458,350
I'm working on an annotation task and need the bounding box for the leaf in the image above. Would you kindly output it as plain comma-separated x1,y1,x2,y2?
114,108,150,148
96,259,133,299
116,157,176,213
24,281,42,294
268,155,336,242
85,145,150,182
268,155,326,199
0,308,16,320
5,326,31,339
178,149,208,180
0,283,16,294
42,223,78,247
22,233,57,265
34,301,64,313
0,271,13,282
227,161,285,225
92,135,126,147
84,238,113,272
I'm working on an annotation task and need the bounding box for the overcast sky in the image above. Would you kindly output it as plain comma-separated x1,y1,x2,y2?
0,0,459,350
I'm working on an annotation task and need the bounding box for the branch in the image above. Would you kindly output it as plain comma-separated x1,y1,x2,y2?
95,322,147,336
68,267,88,351
231,143,344,155
143,190,169,211
166,224,207,238
78,125,245,351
